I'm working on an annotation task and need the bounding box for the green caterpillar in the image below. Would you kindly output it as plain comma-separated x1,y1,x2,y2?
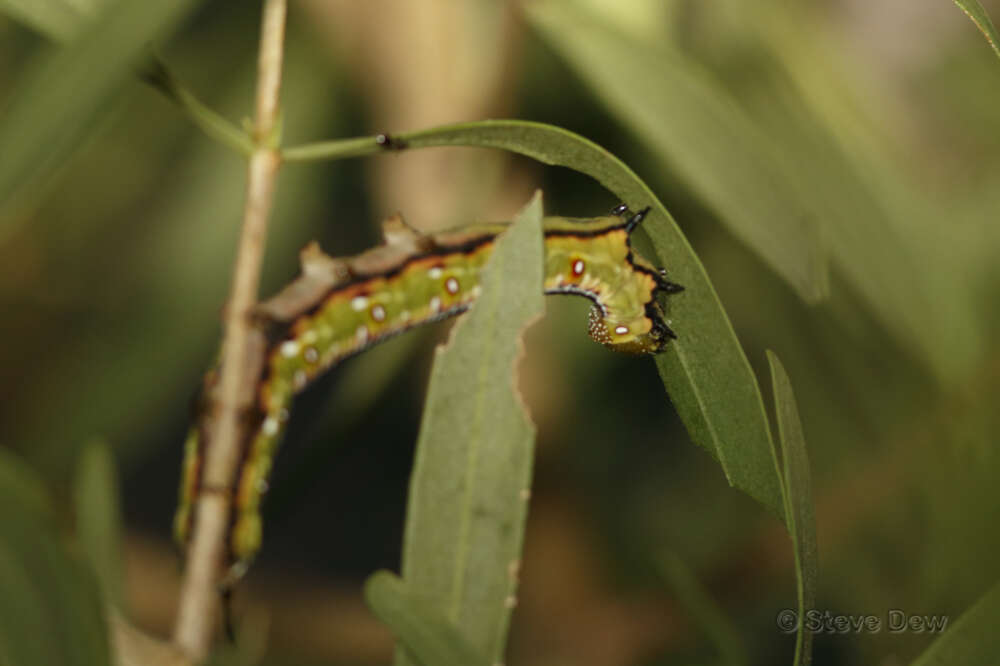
174,206,683,581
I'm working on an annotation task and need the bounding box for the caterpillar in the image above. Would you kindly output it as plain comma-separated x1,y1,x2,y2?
174,206,683,582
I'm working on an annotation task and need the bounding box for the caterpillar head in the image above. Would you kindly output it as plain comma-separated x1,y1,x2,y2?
585,206,683,354
587,300,676,354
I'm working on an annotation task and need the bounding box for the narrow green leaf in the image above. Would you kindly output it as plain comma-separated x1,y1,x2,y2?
0,447,54,519
0,0,89,40
0,0,206,238
657,552,748,666
0,455,110,666
74,439,125,609
284,120,786,518
398,192,545,664
722,3,981,383
953,0,1000,61
766,352,817,666
911,580,1000,666
365,571,489,666
526,0,828,304
2,0,253,157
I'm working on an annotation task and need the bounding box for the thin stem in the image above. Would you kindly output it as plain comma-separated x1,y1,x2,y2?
279,120,536,164
281,135,384,162
172,0,287,660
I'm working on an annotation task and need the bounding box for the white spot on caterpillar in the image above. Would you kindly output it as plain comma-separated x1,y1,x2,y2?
300,330,318,345
554,273,564,284
256,479,269,493
445,277,460,294
278,408,290,422
262,417,279,436
429,267,443,279
356,325,369,344
472,285,482,298
351,296,368,311
614,325,629,335
293,369,307,390
572,259,585,276
304,347,319,363
429,296,441,313
371,304,387,322
280,340,299,358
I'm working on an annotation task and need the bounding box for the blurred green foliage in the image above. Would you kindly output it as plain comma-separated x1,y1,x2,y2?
1,0,1000,665
0,449,110,666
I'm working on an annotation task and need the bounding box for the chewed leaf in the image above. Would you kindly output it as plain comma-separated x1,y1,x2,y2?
396,192,545,664
365,571,489,666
